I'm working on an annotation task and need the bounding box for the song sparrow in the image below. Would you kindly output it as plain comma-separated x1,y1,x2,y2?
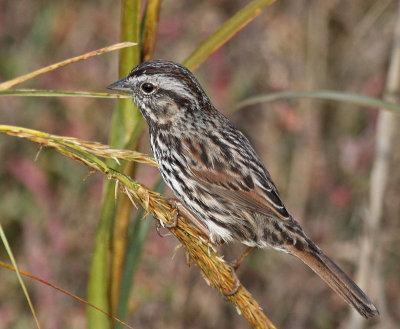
108,59,378,318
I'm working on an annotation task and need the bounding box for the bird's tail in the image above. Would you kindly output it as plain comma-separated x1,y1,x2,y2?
286,240,379,318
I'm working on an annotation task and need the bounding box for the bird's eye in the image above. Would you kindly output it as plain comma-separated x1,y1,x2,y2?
141,82,156,94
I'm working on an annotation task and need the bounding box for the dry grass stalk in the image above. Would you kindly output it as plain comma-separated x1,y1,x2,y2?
0,261,135,329
0,124,277,329
0,125,158,167
0,89,130,98
0,42,136,91
346,2,400,328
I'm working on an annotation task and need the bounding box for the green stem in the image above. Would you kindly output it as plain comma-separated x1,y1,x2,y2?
87,1,142,329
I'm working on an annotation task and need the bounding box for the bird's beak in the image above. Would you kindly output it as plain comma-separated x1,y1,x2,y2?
107,77,131,93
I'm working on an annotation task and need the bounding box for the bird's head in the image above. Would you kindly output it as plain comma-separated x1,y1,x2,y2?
107,60,212,128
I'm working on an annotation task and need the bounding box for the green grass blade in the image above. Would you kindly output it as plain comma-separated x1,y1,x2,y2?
111,0,142,148
87,1,143,329
116,179,166,329
109,0,145,320
119,1,141,78
86,191,115,329
111,1,163,325
0,89,129,98
114,0,143,144
183,0,276,71
0,224,42,329
233,90,400,113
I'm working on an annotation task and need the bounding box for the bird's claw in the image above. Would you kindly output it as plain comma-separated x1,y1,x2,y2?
155,199,179,237
223,267,241,297
155,221,171,237
164,201,179,228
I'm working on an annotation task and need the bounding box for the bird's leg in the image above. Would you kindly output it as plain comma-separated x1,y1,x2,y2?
222,247,254,296
229,246,255,270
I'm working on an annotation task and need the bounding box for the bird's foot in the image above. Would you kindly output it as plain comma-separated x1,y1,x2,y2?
223,268,241,296
165,198,180,228
155,198,179,237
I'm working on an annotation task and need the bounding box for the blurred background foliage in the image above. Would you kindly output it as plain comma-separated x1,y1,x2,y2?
0,0,399,328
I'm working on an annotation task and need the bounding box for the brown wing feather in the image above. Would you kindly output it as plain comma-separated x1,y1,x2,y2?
190,167,290,221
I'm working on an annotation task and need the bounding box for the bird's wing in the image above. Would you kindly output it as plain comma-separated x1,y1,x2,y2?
189,166,291,221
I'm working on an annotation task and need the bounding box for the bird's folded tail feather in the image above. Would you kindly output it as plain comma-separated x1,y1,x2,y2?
286,241,379,318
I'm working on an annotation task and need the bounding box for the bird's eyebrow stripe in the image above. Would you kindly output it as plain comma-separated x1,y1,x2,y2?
128,64,205,101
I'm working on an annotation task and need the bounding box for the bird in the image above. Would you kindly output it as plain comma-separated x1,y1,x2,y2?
107,59,379,318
